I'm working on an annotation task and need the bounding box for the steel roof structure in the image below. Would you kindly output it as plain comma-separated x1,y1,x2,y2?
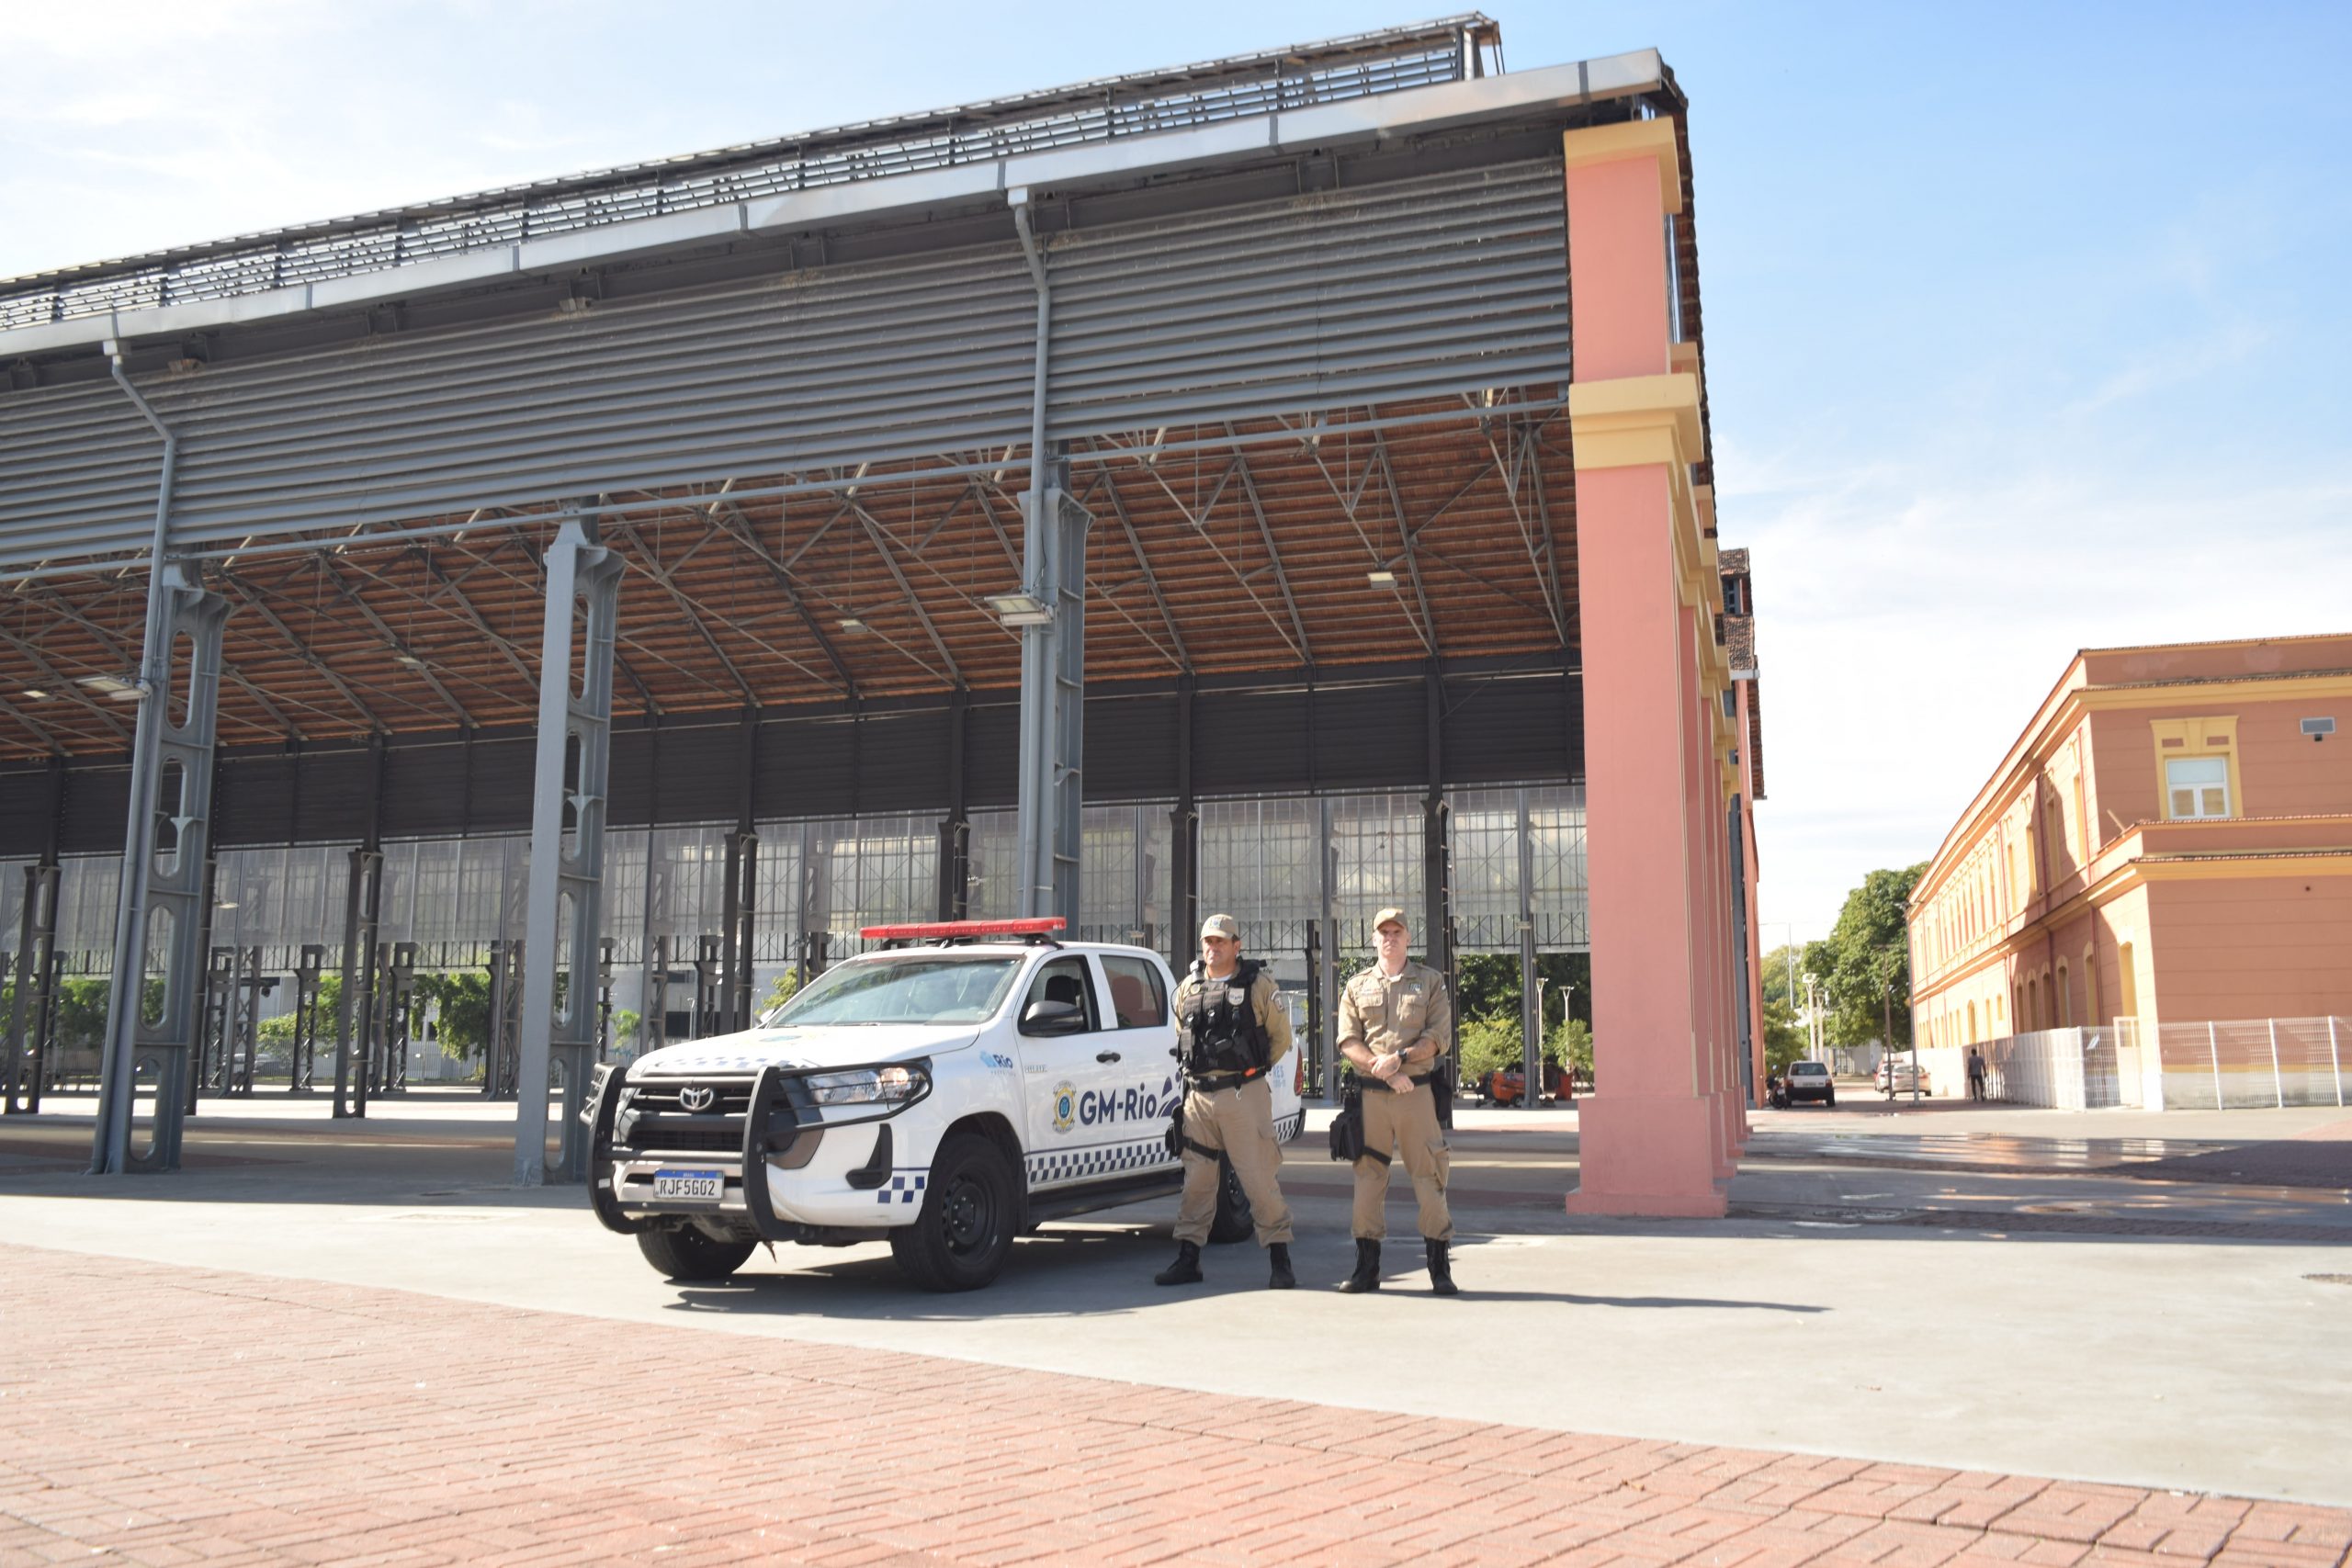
0,17,1744,1183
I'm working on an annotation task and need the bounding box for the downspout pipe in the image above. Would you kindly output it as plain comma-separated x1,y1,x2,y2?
1010,189,1056,916
92,341,179,1174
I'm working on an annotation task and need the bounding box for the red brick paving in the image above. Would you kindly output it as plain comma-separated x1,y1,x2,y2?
1,1244,2345,1568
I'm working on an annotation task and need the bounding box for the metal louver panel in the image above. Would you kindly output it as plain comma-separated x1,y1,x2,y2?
1045,159,1568,439
0,382,164,570
147,244,1037,547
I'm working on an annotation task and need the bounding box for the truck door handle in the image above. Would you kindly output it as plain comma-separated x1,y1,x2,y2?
1095,1050,1122,1063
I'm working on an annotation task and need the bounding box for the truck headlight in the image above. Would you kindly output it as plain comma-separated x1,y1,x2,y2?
804,1062,929,1106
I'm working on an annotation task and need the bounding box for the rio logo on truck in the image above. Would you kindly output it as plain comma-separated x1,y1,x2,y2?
1052,1076,1179,1134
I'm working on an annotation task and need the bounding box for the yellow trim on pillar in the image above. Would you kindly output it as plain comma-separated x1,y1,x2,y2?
1560,118,1684,217
1567,373,1702,471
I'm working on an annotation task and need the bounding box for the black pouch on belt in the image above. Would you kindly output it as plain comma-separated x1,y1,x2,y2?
1328,1077,1367,1162
1163,1096,1185,1158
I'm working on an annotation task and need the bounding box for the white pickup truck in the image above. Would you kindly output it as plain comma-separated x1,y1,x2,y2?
585,919,1306,1292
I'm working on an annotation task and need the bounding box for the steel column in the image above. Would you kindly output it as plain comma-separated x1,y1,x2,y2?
3,760,63,1111
91,566,228,1174
334,849,383,1117
1170,674,1198,972
1015,477,1089,920
720,829,757,1032
939,688,970,919
514,516,622,1186
1518,786,1541,1109
1423,663,1457,1124
5,861,60,1114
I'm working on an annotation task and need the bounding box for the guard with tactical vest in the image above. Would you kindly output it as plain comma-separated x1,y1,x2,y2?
1154,913,1298,1290
1335,906,1457,1294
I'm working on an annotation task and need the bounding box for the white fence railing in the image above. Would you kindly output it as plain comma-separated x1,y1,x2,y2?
1916,1017,2349,1111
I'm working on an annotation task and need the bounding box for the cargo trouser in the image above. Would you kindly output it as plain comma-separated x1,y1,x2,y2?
1172,1075,1295,1247
1352,1077,1453,1242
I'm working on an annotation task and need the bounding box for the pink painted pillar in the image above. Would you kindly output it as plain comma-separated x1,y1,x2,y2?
1738,681,1768,1112
1563,120,1733,1217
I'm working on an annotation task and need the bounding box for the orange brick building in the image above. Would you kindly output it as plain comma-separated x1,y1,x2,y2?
1910,635,2352,1052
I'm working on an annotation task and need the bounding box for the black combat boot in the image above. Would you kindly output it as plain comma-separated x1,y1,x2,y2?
1267,1243,1295,1289
1154,1240,1203,1286
1338,1237,1382,1293
1424,1237,1458,1296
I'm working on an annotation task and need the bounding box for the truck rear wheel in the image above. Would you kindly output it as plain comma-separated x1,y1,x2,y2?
637,1224,757,1282
889,1132,1018,1292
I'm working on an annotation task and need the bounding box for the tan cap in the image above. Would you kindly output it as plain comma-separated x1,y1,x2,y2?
1200,913,1241,941
1373,907,1408,931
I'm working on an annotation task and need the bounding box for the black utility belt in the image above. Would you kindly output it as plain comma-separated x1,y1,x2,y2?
1191,1069,1265,1091
1361,1072,1433,1092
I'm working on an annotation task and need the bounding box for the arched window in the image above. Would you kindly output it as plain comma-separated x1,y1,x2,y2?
2055,960,2072,1027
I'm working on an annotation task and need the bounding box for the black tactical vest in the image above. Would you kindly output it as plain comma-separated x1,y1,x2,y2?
1181,958,1272,1078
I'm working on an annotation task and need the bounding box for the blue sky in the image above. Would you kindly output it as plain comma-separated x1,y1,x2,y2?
6,2,2346,941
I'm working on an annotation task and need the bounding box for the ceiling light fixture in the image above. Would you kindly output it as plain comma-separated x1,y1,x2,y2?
838,617,869,634
22,688,50,700
983,591,1053,628
1366,569,1397,588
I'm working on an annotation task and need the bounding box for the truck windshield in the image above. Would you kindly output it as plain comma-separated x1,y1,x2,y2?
765,954,1024,1026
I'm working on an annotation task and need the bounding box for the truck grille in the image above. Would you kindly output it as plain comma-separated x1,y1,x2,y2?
615,1075,757,1157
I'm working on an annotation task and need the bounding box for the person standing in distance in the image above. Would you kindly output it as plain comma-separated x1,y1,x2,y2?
1155,914,1298,1289
1334,906,1456,1295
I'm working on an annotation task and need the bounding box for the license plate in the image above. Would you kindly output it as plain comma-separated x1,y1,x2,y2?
653,1168,723,1201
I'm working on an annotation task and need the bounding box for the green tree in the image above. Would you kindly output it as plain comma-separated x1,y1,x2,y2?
257,973,344,1048
1459,1010,1591,1083
1806,864,1925,1048
1451,952,1589,1031
414,969,494,1061
607,1007,641,1054
1758,943,1807,1010
1547,1014,1594,1081
762,969,801,1019
1761,994,1809,1073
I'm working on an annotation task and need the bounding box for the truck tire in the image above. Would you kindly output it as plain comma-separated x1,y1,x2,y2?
637,1224,757,1282
1207,1156,1254,1245
889,1132,1019,1292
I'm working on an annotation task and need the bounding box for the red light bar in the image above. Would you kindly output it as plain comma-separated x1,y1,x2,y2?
858,918,1068,941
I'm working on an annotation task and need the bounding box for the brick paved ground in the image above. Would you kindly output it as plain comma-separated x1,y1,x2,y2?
3,1244,2346,1568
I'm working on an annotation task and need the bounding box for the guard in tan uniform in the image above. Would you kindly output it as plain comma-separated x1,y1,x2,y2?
1335,906,1456,1294
1154,914,1297,1289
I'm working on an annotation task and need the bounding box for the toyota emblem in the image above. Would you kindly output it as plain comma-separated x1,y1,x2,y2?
677,1086,717,1112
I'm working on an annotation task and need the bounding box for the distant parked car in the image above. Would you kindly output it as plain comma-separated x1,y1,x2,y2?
1878,1057,1928,1097
1781,1059,1836,1107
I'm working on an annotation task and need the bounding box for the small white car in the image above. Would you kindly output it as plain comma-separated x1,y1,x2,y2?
1878,1056,1928,1097
585,919,1305,1292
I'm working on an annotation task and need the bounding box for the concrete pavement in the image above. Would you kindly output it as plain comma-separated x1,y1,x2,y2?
2,1091,2348,1563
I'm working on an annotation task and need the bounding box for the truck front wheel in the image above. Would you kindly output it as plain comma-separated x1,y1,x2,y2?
890,1132,1018,1292
637,1224,757,1282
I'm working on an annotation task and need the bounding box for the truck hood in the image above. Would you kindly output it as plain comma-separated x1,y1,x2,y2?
628,1022,979,1077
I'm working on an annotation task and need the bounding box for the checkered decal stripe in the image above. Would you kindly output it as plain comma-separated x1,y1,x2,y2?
1027,1135,1174,1186
1275,1111,1304,1143
879,1171,928,1205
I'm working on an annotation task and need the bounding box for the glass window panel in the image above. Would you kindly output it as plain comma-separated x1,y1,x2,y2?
2164,757,2229,819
